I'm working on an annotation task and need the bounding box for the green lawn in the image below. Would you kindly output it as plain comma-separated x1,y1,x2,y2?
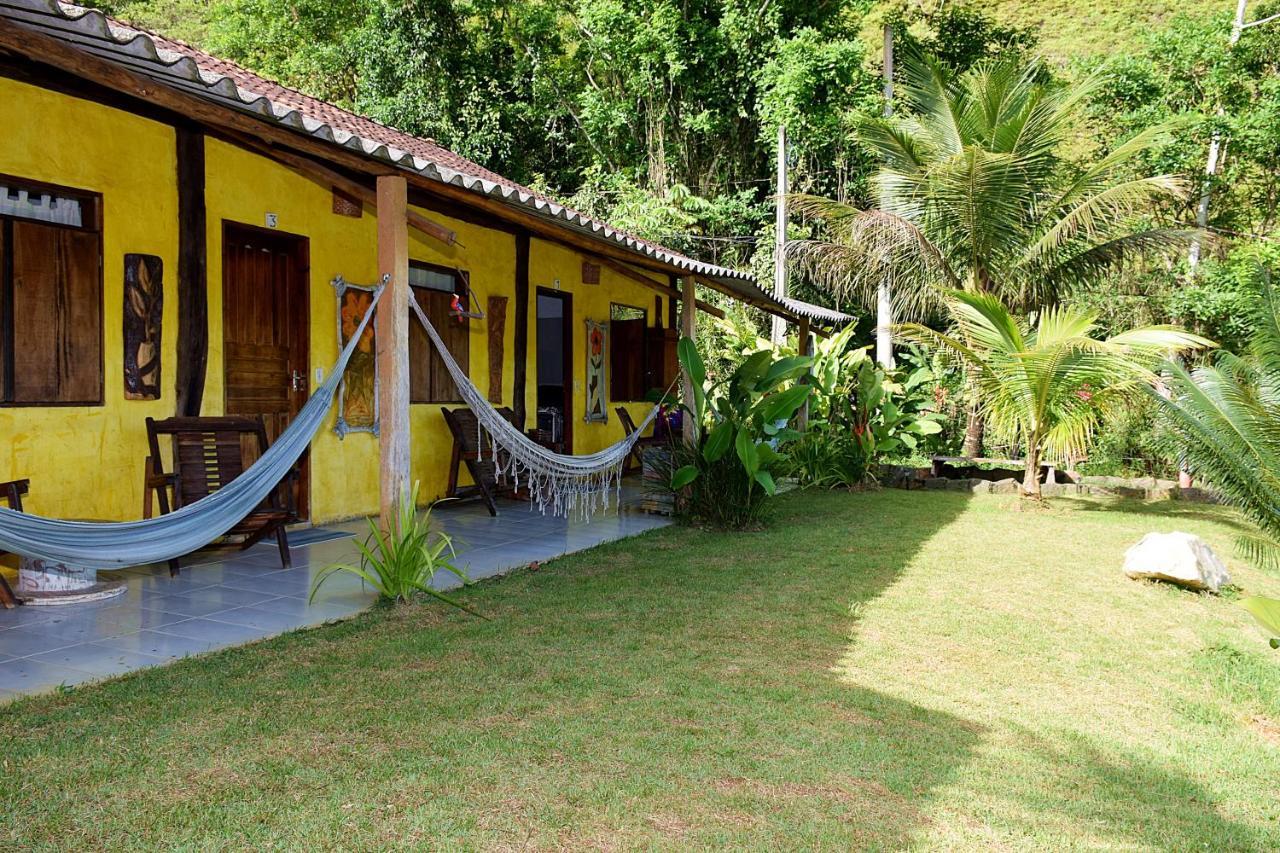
3,490,1279,849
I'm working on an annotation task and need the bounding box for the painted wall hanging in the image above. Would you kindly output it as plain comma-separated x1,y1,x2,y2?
123,253,163,400
333,276,379,438
584,318,608,423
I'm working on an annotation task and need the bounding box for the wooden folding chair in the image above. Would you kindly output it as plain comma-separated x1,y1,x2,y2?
442,407,517,516
616,406,667,474
145,416,296,575
0,479,30,608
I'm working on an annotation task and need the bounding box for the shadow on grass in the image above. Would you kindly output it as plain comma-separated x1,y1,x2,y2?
1063,495,1252,534
0,487,985,848
1004,726,1272,849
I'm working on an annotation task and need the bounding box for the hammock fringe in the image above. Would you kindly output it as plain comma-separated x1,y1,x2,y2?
409,291,668,519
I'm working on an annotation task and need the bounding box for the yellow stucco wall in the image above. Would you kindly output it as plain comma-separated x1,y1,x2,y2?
528,238,667,455
0,77,178,521
0,76,671,525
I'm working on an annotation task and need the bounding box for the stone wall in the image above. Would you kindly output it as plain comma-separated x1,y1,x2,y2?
878,466,1221,503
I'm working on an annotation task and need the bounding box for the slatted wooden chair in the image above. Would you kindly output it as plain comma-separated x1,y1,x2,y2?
441,406,517,516
145,416,296,575
616,406,667,474
0,479,30,608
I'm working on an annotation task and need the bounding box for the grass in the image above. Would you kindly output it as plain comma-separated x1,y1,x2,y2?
879,0,1217,64
2,490,1279,848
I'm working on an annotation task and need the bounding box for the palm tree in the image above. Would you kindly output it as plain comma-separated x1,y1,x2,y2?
1155,265,1280,567
898,291,1210,498
789,50,1195,455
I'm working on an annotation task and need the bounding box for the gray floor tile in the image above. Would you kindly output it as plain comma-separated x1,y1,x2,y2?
207,605,329,633
153,618,276,647
147,587,281,617
30,643,168,677
94,629,218,659
0,658,97,693
0,623,92,658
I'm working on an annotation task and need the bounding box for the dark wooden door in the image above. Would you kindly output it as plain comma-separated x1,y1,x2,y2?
222,223,310,519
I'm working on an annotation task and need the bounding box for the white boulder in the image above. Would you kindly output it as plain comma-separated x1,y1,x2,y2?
1122,532,1230,592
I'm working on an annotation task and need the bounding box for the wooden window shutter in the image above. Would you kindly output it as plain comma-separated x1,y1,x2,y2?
408,289,433,404
610,318,647,401
409,282,470,403
10,220,101,404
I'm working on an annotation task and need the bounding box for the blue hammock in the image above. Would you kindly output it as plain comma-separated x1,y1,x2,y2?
0,286,384,570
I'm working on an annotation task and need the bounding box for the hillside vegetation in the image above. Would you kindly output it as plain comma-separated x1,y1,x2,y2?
954,0,1218,61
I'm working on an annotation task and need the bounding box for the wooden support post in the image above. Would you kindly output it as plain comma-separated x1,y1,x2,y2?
512,231,531,430
797,316,811,432
377,175,410,528
681,277,698,444
175,126,207,416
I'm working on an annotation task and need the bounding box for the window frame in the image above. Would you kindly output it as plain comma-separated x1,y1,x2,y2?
0,174,104,408
408,259,470,405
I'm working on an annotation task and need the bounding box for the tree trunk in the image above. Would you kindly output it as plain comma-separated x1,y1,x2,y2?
1022,441,1042,499
962,388,983,457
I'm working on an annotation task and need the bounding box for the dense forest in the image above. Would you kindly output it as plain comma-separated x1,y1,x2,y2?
86,0,1280,473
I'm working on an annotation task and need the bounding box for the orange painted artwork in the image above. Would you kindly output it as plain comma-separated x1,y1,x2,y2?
335,282,378,437
585,319,608,423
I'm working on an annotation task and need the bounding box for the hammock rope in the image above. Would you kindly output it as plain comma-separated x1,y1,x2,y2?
0,282,670,569
0,284,385,569
409,290,669,518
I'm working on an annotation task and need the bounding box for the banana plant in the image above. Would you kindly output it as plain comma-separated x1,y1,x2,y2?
672,337,812,497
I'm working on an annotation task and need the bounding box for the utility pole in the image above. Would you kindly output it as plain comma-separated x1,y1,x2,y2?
771,124,788,346
1188,0,1277,271
876,23,895,367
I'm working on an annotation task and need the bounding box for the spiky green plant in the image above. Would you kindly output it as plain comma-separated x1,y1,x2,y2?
898,291,1210,498
310,481,478,613
787,48,1194,454
1154,266,1280,569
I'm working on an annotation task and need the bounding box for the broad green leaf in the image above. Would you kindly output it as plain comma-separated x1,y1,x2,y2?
1242,596,1280,644
735,427,759,475
754,470,777,495
703,420,734,463
677,337,705,388
758,384,812,423
670,465,700,490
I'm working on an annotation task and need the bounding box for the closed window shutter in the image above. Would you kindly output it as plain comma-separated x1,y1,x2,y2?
409,282,470,403
10,220,101,404
610,317,647,401
408,288,432,403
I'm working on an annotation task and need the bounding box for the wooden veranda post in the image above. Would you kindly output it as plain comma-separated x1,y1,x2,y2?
797,316,811,432
681,277,698,444
377,175,411,529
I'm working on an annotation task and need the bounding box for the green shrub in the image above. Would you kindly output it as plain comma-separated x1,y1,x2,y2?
667,337,811,528
310,482,477,613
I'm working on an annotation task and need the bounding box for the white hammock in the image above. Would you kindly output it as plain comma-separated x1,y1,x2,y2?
409,290,668,517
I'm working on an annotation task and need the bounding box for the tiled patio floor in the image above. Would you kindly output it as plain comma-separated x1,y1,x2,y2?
0,487,668,702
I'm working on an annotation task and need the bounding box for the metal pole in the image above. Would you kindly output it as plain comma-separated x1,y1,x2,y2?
876,23,894,367
771,124,788,346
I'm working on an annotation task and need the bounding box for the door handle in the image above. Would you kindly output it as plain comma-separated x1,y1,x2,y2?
290,369,306,392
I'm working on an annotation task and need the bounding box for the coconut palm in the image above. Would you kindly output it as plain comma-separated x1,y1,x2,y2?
788,49,1195,455
898,291,1210,498
1154,265,1280,567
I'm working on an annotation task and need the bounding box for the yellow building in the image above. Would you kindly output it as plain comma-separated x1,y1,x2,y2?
0,1,844,528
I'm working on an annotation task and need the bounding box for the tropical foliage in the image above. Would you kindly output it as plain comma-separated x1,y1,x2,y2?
1154,265,1280,568
669,337,810,527
310,482,475,611
898,292,1210,498
788,325,943,488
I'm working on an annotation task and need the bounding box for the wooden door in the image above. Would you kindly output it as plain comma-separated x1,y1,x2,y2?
222,222,310,519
